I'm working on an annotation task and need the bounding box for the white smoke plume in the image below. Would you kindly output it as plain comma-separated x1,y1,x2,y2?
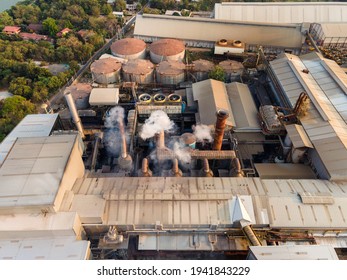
140,110,175,140
105,106,125,128
192,124,213,142
104,106,128,156
173,141,191,164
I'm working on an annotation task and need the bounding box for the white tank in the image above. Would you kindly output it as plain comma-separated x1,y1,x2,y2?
156,60,185,85
149,38,185,64
90,58,122,84
110,38,147,60
122,59,154,84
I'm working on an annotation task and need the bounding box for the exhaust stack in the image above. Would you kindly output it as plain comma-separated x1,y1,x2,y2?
117,116,133,171
138,158,152,177
230,157,244,177
213,110,229,151
64,91,85,139
200,158,214,177
170,158,182,177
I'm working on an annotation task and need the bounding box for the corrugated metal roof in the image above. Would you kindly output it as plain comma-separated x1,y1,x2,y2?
89,88,119,106
0,237,90,260
319,23,347,39
71,176,347,231
254,163,316,179
0,135,83,210
134,14,304,49
0,114,59,166
226,82,260,131
192,79,234,127
248,245,339,260
285,124,313,148
214,2,347,23
270,52,347,180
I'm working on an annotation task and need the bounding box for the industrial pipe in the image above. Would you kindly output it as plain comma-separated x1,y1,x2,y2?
242,225,262,246
170,158,182,177
200,158,214,177
213,110,229,151
64,91,85,139
117,114,133,171
91,132,103,171
138,158,152,177
231,157,244,177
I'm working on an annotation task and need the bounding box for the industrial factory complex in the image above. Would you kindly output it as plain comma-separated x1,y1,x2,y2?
1,2,347,260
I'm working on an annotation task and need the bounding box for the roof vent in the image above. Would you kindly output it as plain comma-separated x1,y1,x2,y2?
153,93,166,104
139,93,152,103
233,40,242,47
302,69,310,74
218,39,228,46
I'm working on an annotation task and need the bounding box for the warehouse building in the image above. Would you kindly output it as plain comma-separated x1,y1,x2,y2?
134,14,307,54
214,2,347,24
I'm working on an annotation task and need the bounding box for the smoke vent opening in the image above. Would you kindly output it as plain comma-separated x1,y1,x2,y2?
218,39,228,46
153,93,166,103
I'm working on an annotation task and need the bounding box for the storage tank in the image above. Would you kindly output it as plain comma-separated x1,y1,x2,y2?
156,60,186,85
122,59,154,84
149,38,185,64
192,59,215,81
90,58,122,84
219,60,244,82
110,38,147,60
65,83,92,110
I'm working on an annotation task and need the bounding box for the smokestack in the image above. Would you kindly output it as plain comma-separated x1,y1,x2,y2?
64,91,85,139
199,158,214,177
138,158,152,177
170,158,182,177
213,110,229,151
91,132,103,171
156,130,165,149
117,115,133,171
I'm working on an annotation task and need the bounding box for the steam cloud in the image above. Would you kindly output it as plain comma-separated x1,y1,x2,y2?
173,141,191,164
104,106,128,156
192,124,213,142
140,110,175,140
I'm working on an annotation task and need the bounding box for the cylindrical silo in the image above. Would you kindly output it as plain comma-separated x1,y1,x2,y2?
192,59,215,81
149,38,185,64
90,58,122,84
219,60,244,82
65,83,92,110
110,38,147,60
122,59,154,84
156,60,185,85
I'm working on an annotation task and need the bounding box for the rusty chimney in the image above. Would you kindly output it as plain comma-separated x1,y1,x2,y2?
170,158,182,177
231,157,244,177
199,158,214,177
156,130,165,149
64,91,85,139
138,158,152,177
213,110,229,151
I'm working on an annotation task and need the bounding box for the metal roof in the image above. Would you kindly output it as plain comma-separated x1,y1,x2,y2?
110,38,146,55
134,14,304,49
226,82,260,131
318,23,347,39
0,114,59,166
254,163,316,179
89,88,119,106
214,2,347,24
270,52,347,181
90,58,122,74
149,38,185,56
0,237,91,260
71,176,347,232
192,79,235,127
285,124,313,148
0,134,84,211
248,245,339,260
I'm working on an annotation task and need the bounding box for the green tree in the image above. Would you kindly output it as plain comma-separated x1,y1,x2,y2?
209,65,225,82
0,12,14,29
43,17,59,37
8,77,33,99
113,0,126,12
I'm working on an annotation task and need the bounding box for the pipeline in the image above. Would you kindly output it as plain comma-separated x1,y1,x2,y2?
138,158,152,177
170,158,182,177
242,225,262,246
200,158,214,177
64,91,85,139
91,132,103,171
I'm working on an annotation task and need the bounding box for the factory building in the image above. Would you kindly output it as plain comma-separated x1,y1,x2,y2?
214,2,347,24
134,14,306,54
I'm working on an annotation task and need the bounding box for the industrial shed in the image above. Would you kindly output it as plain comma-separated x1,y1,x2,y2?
134,14,305,54
269,52,347,181
214,2,347,24
89,88,120,106
0,134,85,213
310,22,347,48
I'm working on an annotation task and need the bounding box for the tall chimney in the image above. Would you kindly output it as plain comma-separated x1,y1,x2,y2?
117,114,133,171
64,91,85,139
199,158,214,177
213,110,229,150
156,130,165,149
